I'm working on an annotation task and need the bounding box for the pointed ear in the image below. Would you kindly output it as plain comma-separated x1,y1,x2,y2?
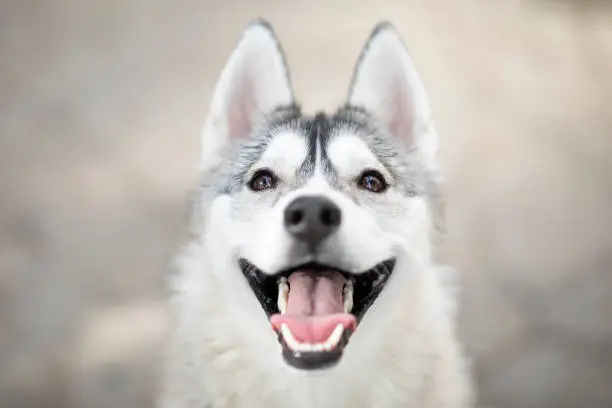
200,20,293,166
348,22,435,154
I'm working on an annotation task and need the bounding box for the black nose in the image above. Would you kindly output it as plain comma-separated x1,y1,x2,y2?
284,195,342,250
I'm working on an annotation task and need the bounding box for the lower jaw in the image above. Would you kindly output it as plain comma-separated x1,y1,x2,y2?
274,319,355,370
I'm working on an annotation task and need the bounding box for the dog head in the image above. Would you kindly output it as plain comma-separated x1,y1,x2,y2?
193,20,442,371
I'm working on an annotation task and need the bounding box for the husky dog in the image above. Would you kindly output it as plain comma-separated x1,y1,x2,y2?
159,19,474,408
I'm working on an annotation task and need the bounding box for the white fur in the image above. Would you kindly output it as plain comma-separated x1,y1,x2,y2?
250,131,309,182
159,21,474,408
327,132,393,184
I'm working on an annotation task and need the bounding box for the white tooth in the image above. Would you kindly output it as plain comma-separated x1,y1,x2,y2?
343,280,354,313
281,323,300,351
330,323,344,344
323,324,345,351
278,278,289,314
281,321,345,354
312,343,325,352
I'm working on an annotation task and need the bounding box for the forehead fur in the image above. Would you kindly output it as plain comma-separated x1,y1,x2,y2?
198,104,440,211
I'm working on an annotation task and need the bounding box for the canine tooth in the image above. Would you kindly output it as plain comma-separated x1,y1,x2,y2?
277,277,289,314
280,323,300,351
323,324,344,351
330,323,344,344
343,279,354,313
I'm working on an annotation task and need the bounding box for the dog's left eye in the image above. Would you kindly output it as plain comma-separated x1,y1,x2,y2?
358,170,387,193
249,169,278,192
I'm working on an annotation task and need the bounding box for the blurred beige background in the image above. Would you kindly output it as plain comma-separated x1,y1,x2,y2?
1,1,611,407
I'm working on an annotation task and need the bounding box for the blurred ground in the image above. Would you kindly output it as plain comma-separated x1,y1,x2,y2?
1,1,611,407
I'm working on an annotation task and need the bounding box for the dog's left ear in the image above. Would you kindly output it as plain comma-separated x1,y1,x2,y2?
348,22,436,156
200,20,294,168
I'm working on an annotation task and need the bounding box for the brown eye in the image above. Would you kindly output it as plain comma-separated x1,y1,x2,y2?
249,169,277,192
358,170,387,193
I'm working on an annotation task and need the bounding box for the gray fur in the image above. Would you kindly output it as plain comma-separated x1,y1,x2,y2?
208,106,435,197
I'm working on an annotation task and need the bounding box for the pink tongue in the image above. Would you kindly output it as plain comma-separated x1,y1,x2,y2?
270,271,356,344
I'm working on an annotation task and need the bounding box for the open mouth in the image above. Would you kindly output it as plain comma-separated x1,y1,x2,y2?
238,258,396,370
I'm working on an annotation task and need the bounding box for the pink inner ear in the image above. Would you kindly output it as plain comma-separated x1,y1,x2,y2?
227,71,258,141
387,75,414,145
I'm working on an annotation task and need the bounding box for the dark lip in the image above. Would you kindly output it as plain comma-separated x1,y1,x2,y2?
238,258,396,322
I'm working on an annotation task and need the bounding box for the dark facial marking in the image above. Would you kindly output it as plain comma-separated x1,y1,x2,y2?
220,104,429,198
296,112,335,182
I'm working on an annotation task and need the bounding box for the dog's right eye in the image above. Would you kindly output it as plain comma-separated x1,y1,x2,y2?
248,169,278,192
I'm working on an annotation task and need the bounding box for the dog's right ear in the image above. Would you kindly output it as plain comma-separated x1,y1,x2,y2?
200,20,293,167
